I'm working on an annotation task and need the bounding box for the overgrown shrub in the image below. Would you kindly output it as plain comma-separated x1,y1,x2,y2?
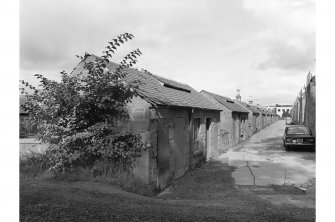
20,33,144,174
20,152,49,177
20,154,156,196
20,117,38,138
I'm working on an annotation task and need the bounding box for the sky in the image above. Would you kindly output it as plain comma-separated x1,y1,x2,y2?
20,0,315,105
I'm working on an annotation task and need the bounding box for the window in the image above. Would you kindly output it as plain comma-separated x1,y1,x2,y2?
287,126,310,135
278,109,281,112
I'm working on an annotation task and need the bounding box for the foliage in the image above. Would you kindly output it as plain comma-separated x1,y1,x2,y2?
282,109,290,118
20,116,38,138
20,33,144,173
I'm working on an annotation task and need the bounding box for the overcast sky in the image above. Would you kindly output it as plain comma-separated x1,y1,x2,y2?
20,0,315,105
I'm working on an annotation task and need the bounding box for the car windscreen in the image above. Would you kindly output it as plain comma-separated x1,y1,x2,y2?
287,127,310,135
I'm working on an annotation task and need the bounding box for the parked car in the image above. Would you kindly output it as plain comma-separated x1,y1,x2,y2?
283,125,315,151
285,117,293,125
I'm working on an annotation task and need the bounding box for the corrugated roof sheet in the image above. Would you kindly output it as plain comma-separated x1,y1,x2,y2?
201,90,249,113
71,54,221,111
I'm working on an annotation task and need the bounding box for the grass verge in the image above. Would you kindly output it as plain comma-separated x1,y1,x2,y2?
20,153,157,197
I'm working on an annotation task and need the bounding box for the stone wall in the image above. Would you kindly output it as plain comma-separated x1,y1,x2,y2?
126,96,156,184
220,108,234,149
291,75,315,136
239,112,249,141
19,138,49,157
190,109,220,165
304,77,316,136
126,96,221,187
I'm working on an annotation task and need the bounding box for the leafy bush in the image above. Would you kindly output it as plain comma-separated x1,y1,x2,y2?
20,116,38,138
20,33,144,173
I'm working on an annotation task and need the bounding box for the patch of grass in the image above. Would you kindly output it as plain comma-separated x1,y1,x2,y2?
20,152,46,177
270,184,307,195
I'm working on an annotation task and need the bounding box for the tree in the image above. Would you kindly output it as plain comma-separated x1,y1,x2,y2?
282,109,290,118
20,33,144,173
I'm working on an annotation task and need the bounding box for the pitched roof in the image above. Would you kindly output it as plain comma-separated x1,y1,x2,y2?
71,54,221,111
235,100,261,114
267,109,275,115
201,90,249,113
250,105,267,115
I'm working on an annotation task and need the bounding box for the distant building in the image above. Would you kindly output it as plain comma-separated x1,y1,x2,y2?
201,90,249,149
267,104,293,117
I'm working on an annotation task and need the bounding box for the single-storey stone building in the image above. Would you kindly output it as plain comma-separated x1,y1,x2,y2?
250,105,266,130
234,100,261,136
200,90,249,150
72,54,222,189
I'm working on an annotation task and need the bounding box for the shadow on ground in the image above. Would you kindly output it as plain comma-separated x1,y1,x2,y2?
157,160,238,200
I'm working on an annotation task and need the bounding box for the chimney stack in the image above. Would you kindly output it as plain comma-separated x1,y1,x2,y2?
248,96,253,105
236,89,241,102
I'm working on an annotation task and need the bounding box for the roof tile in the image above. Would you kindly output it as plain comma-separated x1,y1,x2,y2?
201,90,249,113
71,55,222,111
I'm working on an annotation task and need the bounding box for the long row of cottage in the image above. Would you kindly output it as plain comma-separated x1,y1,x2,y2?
291,72,316,136
69,55,279,189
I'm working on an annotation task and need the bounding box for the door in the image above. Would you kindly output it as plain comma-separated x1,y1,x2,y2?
255,115,257,133
206,118,211,160
157,119,171,189
173,117,186,179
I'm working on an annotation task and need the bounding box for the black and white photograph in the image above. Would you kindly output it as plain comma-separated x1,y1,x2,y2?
4,0,333,221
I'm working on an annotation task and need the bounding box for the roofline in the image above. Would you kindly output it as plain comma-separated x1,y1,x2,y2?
155,104,222,111
201,90,248,113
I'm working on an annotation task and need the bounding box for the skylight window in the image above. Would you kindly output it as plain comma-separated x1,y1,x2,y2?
152,74,191,93
163,83,191,93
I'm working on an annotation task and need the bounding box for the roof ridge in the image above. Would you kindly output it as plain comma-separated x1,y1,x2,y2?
201,90,233,101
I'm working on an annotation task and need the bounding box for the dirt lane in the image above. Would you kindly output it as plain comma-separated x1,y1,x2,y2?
158,120,315,210
222,120,315,208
